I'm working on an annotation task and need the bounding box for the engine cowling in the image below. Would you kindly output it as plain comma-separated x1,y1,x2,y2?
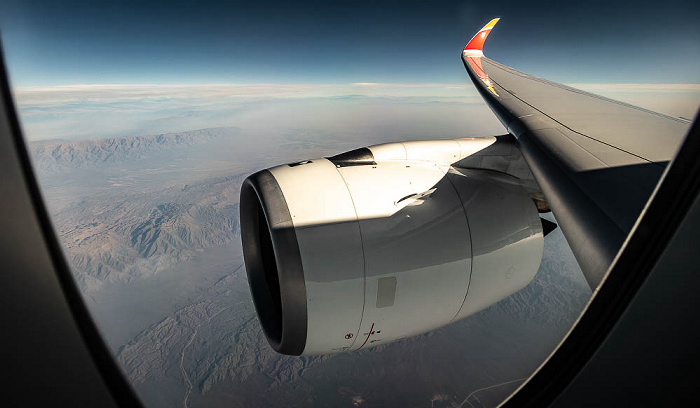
240,138,544,355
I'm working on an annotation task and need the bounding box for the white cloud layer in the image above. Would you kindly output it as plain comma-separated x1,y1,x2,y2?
11,83,699,141
12,83,484,141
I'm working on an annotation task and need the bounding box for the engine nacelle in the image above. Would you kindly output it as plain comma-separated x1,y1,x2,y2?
240,138,543,355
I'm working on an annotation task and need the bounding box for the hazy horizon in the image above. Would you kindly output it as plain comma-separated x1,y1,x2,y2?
14,82,699,142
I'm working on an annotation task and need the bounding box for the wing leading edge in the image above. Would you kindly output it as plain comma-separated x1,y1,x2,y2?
462,19,692,288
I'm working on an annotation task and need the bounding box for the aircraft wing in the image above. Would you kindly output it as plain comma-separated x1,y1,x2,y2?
462,18,692,288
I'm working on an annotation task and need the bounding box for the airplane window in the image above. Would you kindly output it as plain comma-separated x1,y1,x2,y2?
2,1,697,407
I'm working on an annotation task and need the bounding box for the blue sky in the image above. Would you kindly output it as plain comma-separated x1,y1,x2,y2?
1,0,699,86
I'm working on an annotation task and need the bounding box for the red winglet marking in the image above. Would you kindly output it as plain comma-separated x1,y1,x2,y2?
464,18,500,52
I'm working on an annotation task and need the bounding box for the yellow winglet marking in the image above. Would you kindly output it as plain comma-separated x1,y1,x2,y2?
481,18,500,31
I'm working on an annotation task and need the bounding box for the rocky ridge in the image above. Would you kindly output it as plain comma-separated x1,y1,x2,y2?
29,127,239,174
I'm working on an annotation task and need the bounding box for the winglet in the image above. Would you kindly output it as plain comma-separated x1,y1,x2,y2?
463,18,500,56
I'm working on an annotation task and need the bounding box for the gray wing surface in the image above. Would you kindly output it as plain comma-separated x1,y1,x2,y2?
462,20,693,288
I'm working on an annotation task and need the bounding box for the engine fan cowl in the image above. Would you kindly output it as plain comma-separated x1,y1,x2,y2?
240,139,544,355
240,159,365,355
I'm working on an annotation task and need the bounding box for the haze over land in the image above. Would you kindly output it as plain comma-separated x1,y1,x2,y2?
22,88,697,407
15,83,699,142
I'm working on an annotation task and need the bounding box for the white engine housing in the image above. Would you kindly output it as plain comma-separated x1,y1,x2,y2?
240,138,544,355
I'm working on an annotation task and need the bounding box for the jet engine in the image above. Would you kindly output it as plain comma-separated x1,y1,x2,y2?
240,137,544,355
